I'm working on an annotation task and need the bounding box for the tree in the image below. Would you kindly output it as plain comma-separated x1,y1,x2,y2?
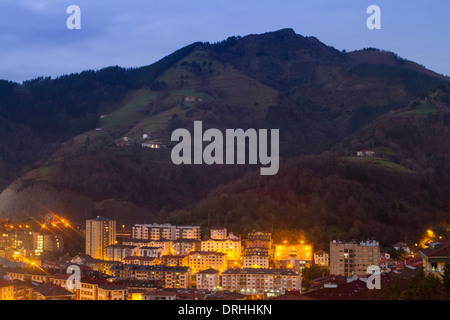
301,265,329,291
399,267,446,300
442,261,450,296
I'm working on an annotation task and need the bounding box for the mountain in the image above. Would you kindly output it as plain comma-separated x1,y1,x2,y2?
0,29,449,245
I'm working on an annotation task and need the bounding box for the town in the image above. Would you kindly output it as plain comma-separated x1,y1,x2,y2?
1,215,448,300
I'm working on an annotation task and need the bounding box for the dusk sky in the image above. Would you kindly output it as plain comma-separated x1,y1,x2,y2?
0,0,449,83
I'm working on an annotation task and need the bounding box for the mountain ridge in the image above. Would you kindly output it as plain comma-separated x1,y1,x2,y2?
0,29,449,247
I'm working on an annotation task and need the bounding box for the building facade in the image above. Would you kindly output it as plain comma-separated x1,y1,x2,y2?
196,268,220,291
86,217,116,260
329,240,380,276
188,251,227,273
419,240,450,276
221,268,301,295
200,239,241,261
314,250,329,266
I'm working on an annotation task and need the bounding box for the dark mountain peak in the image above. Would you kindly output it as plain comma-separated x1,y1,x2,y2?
266,28,298,37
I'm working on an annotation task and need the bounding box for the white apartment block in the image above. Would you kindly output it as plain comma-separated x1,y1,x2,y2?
106,245,137,262
172,240,201,255
196,268,220,291
210,227,227,240
175,226,201,240
122,239,172,256
132,224,177,241
138,246,163,258
132,224,201,241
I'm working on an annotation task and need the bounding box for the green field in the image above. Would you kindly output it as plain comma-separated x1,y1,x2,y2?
401,99,437,116
100,89,158,131
343,156,414,173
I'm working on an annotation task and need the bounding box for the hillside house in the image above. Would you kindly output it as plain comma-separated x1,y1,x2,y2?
357,150,376,157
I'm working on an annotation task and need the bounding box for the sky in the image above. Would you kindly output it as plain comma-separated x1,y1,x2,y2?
0,0,449,83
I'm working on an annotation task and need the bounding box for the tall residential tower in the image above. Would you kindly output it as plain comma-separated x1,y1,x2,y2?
86,216,116,260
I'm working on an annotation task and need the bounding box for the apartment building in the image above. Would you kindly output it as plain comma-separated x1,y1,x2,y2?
109,265,191,289
243,253,269,269
0,281,15,300
32,232,64,256
419,239,450,275
97,283,128,300
247,231,272,250
175,226,201,240
314,250,329,266
200,239,241,261
188,251,227,273
196,268,220,291
274,243,312,261
31,283,75,300
138,246,164,258
221,268,301,295
171,239,201,255
122,239,172,256
85,217,116,260
210,227,228,240
7,270,53,284
132,224,201,241
106,244,137,262
132,224,177,241
123,256,159,266
77,277,128,300
161,255,189,267
329,240,381,276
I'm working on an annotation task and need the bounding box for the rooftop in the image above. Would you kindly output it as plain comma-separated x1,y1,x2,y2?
197,268,220,275
222,268,298,276
419,239,450,258
123,256,157,261
189,251,226,256
33,283,75,298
